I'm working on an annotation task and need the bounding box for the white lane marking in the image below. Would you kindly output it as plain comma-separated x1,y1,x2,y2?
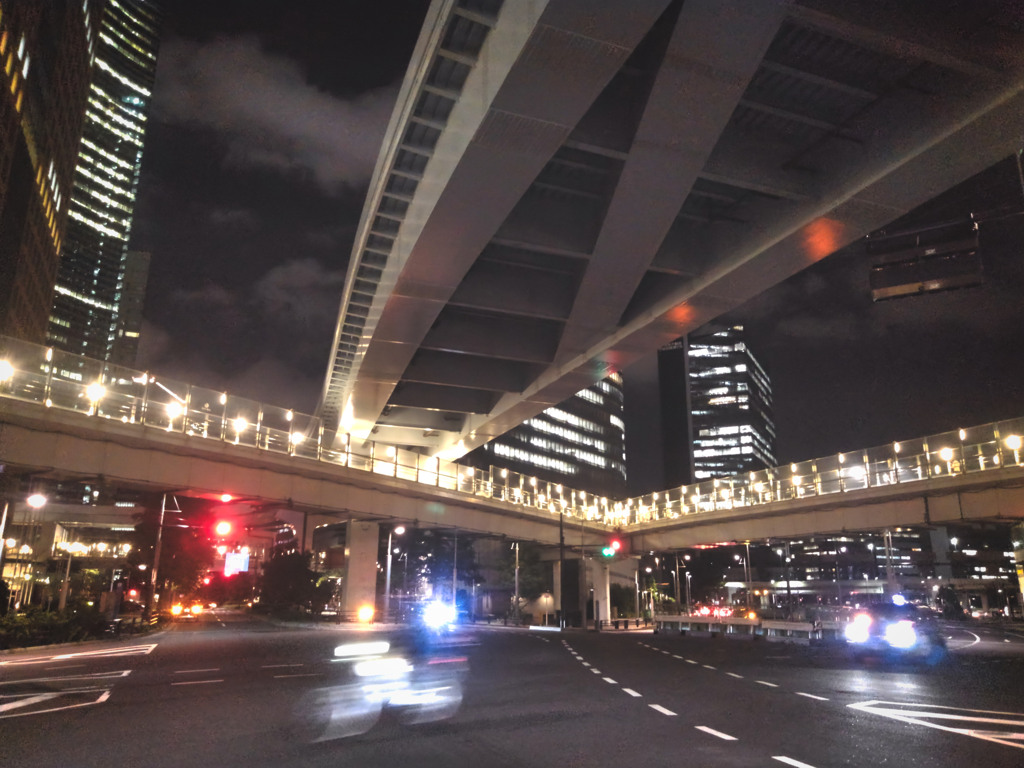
174,668,220,674
726,672,744,679
0,692,62,713
582,662,591,667
702,664,717,670
170,679,224,686
696,725,737,741
0,688,114,719
661,650,671,655
261,664,303,669
773,756,818,767
671,654,683,659
622,688,642,698
603,677,618,685
686,659,698,665
273,673,320,679
756,680,779,688
848,700,1024,751
650,704,676,716
44,664,86,671
590,668,602,674
796,692,829,701
0,644,157,666
0,670,132,686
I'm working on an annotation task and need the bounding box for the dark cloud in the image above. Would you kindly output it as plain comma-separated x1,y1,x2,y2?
154,36,398,191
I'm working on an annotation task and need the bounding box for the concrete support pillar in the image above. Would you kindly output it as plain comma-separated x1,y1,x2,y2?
343,520,380,618
929,527,953,579
592,560,611,627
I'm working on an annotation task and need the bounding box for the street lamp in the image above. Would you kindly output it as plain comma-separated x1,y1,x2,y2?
58,541,88,611
383,525,404,622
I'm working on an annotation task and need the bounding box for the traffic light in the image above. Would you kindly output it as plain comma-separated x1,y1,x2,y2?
601,538,622,558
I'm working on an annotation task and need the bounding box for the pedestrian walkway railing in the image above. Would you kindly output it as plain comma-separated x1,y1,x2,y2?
2,336,1022,531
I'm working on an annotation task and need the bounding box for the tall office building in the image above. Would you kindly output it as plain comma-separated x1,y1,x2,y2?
0,2,97,343
110,248,150,366
48,0,160,364
462,374,628,498
626,324,776,492
684,325,776,481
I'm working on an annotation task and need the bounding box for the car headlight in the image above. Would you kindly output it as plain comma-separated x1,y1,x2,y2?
884,619,917,649
844,613,872,644
422,601,457,629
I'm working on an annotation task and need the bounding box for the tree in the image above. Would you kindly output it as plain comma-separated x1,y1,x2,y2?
260,552,325,611
401,529,482,602
496,541,549,602
127,504,215,603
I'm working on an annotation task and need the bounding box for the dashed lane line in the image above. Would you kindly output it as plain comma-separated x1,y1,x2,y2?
756,680,779,688
650,704,676,716
726,672,744,679
796,692,829,701
170,679,224,686
773,756,818,767
622,688,642,698
602,677,618,685
696,725,737,741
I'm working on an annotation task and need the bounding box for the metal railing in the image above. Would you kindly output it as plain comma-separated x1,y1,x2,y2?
1,336,1022,530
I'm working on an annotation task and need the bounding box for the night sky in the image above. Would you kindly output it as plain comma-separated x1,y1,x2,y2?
129,1,1024,470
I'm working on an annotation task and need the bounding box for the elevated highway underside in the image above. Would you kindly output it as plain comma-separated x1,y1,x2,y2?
322,0,1024,458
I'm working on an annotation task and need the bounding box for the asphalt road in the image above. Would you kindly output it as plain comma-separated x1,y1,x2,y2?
1,612,1022,767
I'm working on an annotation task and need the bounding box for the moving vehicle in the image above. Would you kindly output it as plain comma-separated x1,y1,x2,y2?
170,601,204,621
294,627,470,742
844,597,947,663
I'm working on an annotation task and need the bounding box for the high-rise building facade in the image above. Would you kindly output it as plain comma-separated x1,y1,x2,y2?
462,374,628,498
48,0,160,364
110,248,150,366
685,325,776,480
0,2,97,343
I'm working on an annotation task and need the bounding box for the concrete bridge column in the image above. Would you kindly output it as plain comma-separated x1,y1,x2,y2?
343,520,380,618
592,559,611,628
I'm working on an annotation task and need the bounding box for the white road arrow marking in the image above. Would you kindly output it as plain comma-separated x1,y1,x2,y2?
849,700,1024,750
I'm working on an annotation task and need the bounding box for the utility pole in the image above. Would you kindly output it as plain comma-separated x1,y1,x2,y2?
451,528,458,605
147,495,167,618
674,553,681,610
558,509,565,628
513,541,520,624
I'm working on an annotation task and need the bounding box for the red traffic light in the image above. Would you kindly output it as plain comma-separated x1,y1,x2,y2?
610,539,621,552
214,520,232,537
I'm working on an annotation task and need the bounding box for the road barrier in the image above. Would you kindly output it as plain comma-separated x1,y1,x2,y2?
654,614,845,643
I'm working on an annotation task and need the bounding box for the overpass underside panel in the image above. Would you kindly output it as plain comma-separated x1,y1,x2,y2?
324,0,1024,456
